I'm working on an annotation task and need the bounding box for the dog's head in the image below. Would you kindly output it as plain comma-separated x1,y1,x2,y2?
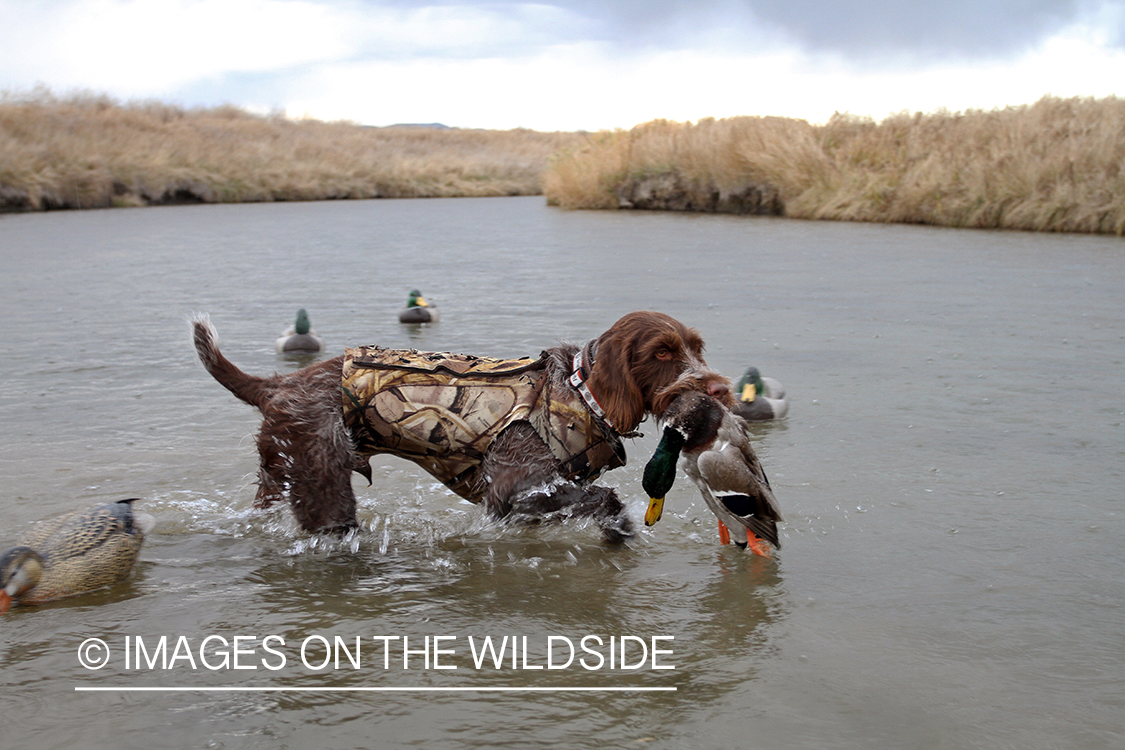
586,311,733,433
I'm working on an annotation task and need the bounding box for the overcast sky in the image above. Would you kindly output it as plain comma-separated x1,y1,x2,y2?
1,0,1123,130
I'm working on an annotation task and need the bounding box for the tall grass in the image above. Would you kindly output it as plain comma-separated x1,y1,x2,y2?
0,90,581,211
545,96,1125,235
6,90,1123,234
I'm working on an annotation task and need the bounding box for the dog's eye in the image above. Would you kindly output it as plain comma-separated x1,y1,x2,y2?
655,349,673,361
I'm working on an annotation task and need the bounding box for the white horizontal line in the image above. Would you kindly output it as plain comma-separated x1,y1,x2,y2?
75,686,676,693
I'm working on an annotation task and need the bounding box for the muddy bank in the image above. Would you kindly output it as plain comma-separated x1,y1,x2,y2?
614,173,783,215
0,177,535,213
0,179,221,212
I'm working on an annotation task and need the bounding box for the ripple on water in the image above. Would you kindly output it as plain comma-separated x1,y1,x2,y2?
4,199,1124,749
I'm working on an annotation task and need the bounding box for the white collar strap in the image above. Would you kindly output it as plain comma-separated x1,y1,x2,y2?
569,341,616,432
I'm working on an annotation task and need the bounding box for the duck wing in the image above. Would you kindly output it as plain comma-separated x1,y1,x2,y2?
696,449,781,548
761,377,787,401
31,501,141,560
694,415,783,547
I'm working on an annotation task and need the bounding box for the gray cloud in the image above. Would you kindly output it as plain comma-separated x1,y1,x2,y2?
357,0,1118,61
747,0,1090,60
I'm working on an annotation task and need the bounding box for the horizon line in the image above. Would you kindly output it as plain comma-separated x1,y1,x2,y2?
75,686,677,693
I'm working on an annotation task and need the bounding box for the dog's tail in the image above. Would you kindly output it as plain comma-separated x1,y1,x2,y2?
191,315,272,409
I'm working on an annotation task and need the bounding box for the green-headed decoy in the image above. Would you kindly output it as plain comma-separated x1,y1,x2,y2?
733,366,789,421
276,308,324,353
398,289,440,324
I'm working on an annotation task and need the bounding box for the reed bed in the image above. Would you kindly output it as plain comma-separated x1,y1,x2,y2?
5,90,1123,235
545,96,1125,235
0,90,581,211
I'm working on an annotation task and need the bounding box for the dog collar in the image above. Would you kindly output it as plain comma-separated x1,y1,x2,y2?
569,341,616,432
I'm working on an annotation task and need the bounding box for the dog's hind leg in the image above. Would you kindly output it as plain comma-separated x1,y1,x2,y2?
254,431,288,510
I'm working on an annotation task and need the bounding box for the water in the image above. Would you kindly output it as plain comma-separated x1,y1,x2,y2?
1,197,1122,749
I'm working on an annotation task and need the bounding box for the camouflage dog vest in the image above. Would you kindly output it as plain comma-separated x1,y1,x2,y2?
341,347,625,502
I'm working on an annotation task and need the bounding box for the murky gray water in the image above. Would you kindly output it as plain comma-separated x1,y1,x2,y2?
1,197,1122,749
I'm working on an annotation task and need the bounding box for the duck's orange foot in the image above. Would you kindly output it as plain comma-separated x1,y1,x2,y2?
718,520,731,545
746,530,772,558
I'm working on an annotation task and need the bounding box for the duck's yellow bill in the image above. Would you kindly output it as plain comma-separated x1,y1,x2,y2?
416,297,430,307
740,383,756,402
644,497,665,526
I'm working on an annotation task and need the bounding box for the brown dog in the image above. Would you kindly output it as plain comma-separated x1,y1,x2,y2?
192,311,733,541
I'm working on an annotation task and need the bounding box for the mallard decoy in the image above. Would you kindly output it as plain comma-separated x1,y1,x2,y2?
643,392,782,557
398,289,440,324
733,366,789,421
275,308,324,353
0,499,154,613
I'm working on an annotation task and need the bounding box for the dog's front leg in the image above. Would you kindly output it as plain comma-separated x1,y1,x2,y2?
286,451,358,534
263,400,359,534
480,422,559,518
482,423,633,543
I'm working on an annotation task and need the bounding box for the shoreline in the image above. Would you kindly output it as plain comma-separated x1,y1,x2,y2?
0,92,578,213
545,96,1125,236
3,92,1123,236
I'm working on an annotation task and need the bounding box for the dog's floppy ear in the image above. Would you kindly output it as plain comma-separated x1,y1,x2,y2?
586,328,646,433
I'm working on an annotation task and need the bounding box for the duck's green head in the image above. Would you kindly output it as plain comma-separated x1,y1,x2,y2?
642,426,686,526
294,308,311,335
0,547,43,614
736,366,764,403
407,290,430,308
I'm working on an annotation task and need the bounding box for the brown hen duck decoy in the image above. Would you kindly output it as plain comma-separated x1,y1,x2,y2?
0,498,153,613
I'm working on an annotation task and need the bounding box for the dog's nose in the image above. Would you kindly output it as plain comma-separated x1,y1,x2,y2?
708,381,730,399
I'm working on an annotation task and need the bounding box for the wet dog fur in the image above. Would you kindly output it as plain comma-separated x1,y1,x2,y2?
192,311,733,541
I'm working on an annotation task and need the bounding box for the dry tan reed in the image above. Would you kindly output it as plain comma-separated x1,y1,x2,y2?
545,96,1125,235
0,90,581,211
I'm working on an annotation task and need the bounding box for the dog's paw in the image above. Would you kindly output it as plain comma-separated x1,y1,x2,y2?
598,513,634,544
